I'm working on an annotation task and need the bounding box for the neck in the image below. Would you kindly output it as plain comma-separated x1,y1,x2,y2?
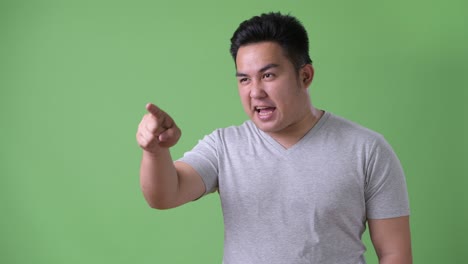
268,106,324,149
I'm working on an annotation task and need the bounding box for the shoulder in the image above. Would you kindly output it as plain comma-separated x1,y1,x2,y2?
319,112,396,158
208,120,259,141
324,112,385,143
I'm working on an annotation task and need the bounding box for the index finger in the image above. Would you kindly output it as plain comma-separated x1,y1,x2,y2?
146,103,163,117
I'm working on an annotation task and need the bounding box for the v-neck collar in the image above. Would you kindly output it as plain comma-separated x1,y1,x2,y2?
253,111,331,156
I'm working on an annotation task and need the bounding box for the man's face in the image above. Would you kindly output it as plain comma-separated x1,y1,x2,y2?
235,41,312,136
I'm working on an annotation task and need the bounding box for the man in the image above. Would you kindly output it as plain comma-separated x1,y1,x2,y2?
136,12,412,264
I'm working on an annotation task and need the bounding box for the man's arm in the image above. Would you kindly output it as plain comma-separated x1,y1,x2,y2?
368,216,412,264
137,103,205,209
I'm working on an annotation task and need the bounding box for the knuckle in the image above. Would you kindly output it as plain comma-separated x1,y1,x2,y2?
147,123,159,133
137,138,147,147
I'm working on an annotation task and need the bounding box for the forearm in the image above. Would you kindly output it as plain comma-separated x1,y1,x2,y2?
140,149,179,209
370,217,412,264
379,254,412,264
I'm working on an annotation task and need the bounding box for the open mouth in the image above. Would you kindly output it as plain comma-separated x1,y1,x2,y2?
255,106,276,117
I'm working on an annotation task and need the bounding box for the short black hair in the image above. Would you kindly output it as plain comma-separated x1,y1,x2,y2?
230,12,312,70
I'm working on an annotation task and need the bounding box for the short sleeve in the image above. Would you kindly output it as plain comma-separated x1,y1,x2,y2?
364,135,410,219
178,132,219,195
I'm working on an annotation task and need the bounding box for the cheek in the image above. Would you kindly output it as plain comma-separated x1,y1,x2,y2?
238,89,251,108
269,82,301,108
267,82,290,100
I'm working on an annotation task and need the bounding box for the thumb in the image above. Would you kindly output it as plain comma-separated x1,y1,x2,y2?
159,126,178,142
158,125,181,148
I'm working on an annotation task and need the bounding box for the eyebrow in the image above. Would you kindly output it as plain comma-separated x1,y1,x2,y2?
235,63,279,77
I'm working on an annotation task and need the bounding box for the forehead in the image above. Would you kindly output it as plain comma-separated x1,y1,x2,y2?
236,42,292,72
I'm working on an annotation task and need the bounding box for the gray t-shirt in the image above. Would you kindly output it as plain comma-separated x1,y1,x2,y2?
179,112,410,264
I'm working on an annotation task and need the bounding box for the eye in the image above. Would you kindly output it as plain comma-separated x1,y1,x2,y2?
263,73,275,80
239,77,249,84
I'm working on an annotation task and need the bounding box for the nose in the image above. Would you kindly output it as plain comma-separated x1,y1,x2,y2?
250,81,267,99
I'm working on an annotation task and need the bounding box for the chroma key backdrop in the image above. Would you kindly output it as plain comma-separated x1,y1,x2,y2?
1,0,466,263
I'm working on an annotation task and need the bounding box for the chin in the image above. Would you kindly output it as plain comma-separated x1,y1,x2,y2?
252,120,279,133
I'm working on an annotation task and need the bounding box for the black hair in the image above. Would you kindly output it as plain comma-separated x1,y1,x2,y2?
230,12,312,70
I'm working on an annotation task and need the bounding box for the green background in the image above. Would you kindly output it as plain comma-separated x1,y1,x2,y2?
1,0,466,263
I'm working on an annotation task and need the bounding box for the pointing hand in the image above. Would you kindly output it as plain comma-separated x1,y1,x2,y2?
136,103,181,153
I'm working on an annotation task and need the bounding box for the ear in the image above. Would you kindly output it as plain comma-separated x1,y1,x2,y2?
300,64,314,88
